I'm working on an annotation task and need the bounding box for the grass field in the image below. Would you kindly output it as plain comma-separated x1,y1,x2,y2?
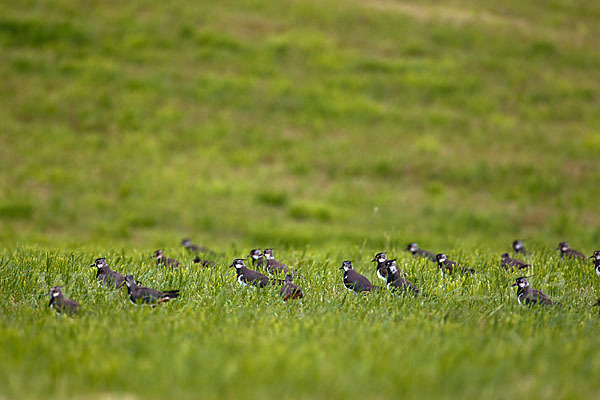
1,0,600,398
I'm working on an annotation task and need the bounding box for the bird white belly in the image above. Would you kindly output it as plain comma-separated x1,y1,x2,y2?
518,294,523,305
596,268,600,279
377,270,386,281
237,275,247,286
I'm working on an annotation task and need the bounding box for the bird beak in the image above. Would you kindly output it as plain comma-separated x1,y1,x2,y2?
339,266,344,270
590,255,595,259
511,282,517,287
371,258,377,262
229,263,234,268
89,264,95,268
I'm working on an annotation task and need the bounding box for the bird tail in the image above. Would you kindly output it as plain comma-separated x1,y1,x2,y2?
161,290,180,300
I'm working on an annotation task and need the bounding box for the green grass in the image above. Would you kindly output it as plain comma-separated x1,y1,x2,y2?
1,0,600,397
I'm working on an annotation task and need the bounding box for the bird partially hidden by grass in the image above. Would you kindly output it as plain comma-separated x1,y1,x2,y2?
280,274,303,301
48,286,80,315
511,276,554,306
124,275,179,305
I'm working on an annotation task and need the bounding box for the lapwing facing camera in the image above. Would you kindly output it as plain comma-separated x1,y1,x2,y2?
124,275,179,305
280,274,304,301
153,249,180,268
590,250,600,262
340,261,376,293
435,253,475,276
511,276,553,306
384,259,419,297
230,258,272,288
262,249,290,275
557,242,586,260
249,249,264,270
90,257,125,288
48,286,80,315
406,243,437,262
371,252,388,282
512,240,527,256
500,253,530,271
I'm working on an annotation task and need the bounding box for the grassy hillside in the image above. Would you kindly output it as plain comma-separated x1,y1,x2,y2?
1,0,600,398
1,0,600,251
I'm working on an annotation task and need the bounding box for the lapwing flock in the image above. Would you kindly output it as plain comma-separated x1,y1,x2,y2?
47,239,600,315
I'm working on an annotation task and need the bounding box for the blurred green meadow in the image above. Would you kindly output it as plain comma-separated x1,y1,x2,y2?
1,0,600,398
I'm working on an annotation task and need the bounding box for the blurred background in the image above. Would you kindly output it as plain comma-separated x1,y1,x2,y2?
1,0,599,252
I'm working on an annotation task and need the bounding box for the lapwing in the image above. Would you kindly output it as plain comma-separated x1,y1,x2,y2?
123,275,179,305
89,257,125,288
590,250,600,262
48,286,80,315
557,242,585,260
511,276,553,306
340,261,376,293
406,243,437,262
192,256,216,268
500,253,530,271
593,258,600,279
384,259,419,297
371,252,388,281
153,249,180,268
280,274,304,301
512,240,527,256
249,249,264,270
262,249,290,275
435,253,475,276
230,258,271,288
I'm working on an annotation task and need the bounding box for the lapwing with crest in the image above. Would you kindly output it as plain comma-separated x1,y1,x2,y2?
500,253,530,271
262,249,290,275
511,276,553,306
230,258,277,288
90,257,125,288
371,252,388,281
435,253,475,276
340,261,377,293
384,259,419,297
48,286,80,315
249,249,264,270
124,275,179,305
153,249,180,268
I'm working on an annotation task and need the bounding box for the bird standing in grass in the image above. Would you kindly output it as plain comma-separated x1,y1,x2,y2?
90,257,125,288
48,286,80,315
435,253,475,276
280,274,303,301
511,276,553,306
557,242,585,260
249,249,264,269
384,259,419,297
340,261,376,293
230,258,271,288
500,253,530,270
124,275,179,305
512,240,527,256
371,252,388,282
406,242,437,262
262,249,290,274
153,249,180,268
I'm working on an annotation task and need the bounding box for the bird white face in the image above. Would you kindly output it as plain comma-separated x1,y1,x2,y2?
232,259,245,269
437,254,447,263
514,241,522,250
501,253,510,259
516,278,529,288
52,291,59,297
94,258,106,268
376,253,387,262
560,243,569,252
341,261,353,271
250,250,261,260
263,249,274,259
408,243,417,251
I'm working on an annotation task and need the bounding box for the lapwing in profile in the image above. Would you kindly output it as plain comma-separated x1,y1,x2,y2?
340,261,376,293
153,249,180,268
193,256,215,268
249,249,264,269
89,257,125,288
557,242,585,260
511,276,553,306
384,259,419,297
280,274,304,301
262,249,290,275
48,286,80,315
230,258,271,288
406,243,437,262
512,240,527,256
371,252,388,282
500,253,530,271
123,275,179,305
435,253,475,276
590,250,600,262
